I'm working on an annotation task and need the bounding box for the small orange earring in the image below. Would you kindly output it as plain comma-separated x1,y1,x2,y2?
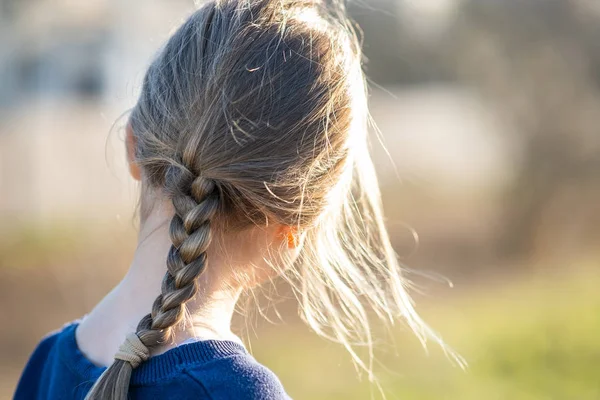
287,231,298,249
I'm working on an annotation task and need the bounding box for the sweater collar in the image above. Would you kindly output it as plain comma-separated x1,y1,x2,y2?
58,322,247,385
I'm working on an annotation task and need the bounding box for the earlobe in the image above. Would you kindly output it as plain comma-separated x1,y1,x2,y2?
287,230,298,249
126,123,142,181
278,226,299,249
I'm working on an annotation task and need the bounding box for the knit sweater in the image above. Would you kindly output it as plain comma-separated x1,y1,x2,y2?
15,323,290,399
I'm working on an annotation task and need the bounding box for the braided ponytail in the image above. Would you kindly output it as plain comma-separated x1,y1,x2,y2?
85,169,219,400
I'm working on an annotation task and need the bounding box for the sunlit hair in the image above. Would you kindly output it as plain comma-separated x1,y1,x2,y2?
86,0,462,398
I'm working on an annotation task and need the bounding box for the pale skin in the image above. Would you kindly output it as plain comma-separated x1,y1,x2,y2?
76,126,299,367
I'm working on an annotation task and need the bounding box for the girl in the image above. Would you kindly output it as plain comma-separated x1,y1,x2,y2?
16,0,454,398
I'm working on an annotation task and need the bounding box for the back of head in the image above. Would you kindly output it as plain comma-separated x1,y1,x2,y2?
86,1,457,398
133,0,362,229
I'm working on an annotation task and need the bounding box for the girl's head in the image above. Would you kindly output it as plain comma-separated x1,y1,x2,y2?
87,0,457,398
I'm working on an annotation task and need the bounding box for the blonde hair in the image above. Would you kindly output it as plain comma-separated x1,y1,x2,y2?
86,0,461,398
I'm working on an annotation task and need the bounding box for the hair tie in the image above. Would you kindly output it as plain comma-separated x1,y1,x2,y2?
114,332,150,368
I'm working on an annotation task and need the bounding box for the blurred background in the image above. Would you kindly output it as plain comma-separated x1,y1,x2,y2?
1,0,599,399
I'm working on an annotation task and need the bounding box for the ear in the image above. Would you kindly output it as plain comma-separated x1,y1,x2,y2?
277,225,300,249
126,123,142,181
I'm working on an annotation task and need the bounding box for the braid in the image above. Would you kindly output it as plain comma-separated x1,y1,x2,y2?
85,167,219,400
137,168,219,344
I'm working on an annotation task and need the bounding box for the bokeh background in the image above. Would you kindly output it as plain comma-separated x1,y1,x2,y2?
1,0,599,399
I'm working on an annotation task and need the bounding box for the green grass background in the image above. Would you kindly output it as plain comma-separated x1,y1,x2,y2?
251,267,600,400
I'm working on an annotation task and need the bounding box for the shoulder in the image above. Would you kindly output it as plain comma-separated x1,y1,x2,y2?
27,326,63,360
19,323,73,374
184,353,290,400
14,323,75,399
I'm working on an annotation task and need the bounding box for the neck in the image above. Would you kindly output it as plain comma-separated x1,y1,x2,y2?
76,200,242,367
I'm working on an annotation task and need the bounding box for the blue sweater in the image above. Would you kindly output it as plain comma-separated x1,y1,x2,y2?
15,323,290,399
